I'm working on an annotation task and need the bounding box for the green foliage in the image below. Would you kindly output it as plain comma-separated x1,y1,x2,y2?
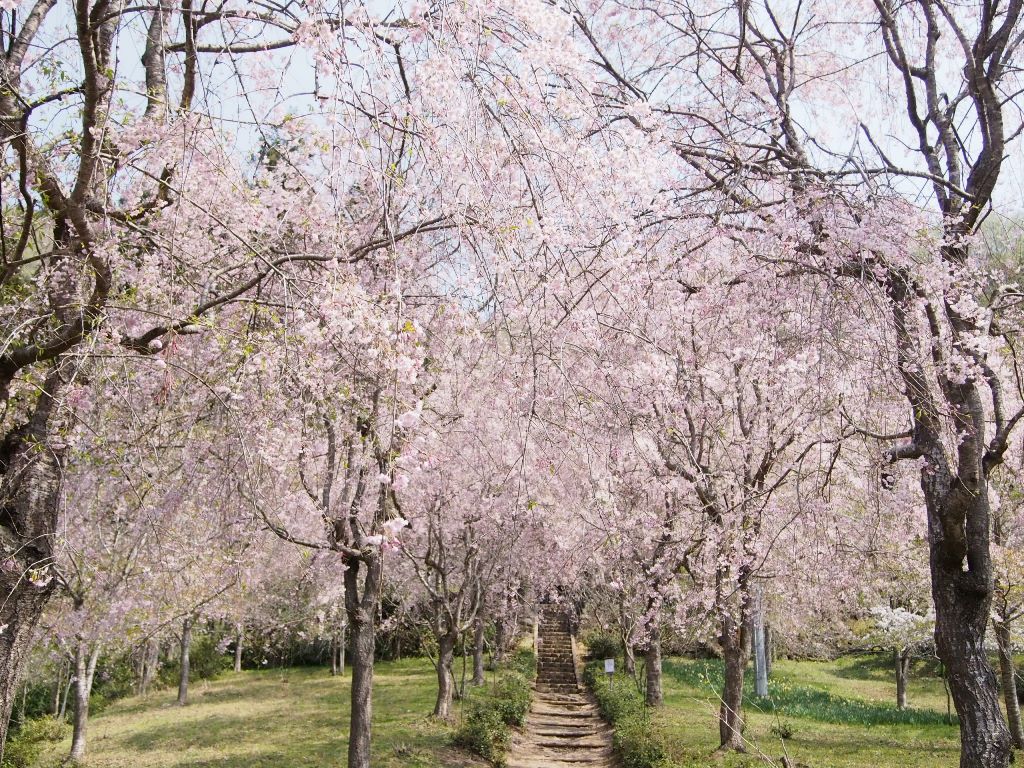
490,672,532,728
768,720,796,740
583,662,667,768
159,634,230,688
582,630,620,661
452,649,537,765
91,653,140,714
452,701,509,765
507,648,537,680
2,717,67,768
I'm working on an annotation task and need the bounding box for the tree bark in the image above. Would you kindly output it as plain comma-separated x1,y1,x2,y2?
752,591,769,698
59,671,72,720
69,642,100,762
345,553,381,768
434,633,456,719
177,616,192,706
140,639,158,695
0,369,65,761
718,613,748,751
880,271,1013,768
644,630,663,708
52,658,64,716
623,641,636,677
895,648,911,710
925,480,1011,768
472,615,486,686
493,618,506,668
339,624,346,677
234,625,243,673
994,619,1024,748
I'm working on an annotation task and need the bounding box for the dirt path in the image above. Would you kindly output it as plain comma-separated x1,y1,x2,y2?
506,611,614,768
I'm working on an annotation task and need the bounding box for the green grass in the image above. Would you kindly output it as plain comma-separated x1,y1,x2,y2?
649,655,961,768
33,659,489,768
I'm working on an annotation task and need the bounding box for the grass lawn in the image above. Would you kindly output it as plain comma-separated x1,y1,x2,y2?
652,654,961,767
34,658,486,768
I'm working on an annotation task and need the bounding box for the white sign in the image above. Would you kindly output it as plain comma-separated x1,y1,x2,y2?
604,658,615,674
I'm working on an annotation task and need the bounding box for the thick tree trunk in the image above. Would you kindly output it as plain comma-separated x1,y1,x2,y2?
69,642,100,762
644,631,663,708
177,616,192,706
718,614,748,751
434,633,456,719
472,616,486,686
345,555,381,768
0,372,65,761
925,483,1011,768
995,620,1024,748
234,625,243,673
895,648,911,710
885,274,1012,768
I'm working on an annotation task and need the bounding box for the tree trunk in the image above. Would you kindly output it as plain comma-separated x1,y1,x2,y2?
434,633,456,719
177,616,192,706
69,642,100,762
345,554,381,768
234,625,243,673
623,642,636,676
472,616,486,686
995,619,1024,748
140,639,158,695
644,631,663,708
59,670,72,720
752,592,769,698
925,483,1011,768
330,637,338,676
52,658,63,716
895,648,911,710
0,372,66,762
885,274,1012,768
493,618,506,668
718,614,748,751
339,624,346,677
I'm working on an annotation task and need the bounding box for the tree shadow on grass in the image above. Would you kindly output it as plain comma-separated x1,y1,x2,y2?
830,653,944,684
118,711,343,755
662,659,955,727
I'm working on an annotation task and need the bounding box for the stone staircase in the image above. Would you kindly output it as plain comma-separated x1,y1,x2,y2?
506,608,615,768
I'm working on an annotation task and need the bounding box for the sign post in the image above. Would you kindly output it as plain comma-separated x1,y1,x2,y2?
604,658,615,688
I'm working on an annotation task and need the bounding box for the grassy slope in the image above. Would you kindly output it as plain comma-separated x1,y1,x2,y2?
35,659,486,768
655,655,961,768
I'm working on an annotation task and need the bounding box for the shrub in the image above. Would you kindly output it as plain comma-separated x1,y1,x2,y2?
769,720,797,740
453,700,510,765
582,630,620,662
508,648,537,679
583,662,667,768
2,717,68,768
492,673,531,727
453,650,537,765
